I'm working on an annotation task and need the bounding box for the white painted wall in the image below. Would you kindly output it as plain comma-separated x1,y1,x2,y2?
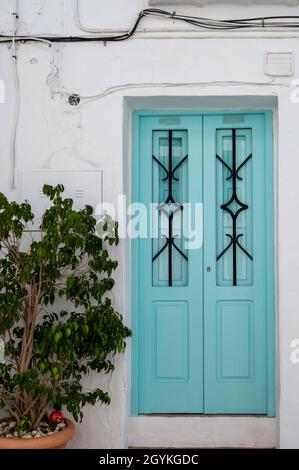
0,0,299,449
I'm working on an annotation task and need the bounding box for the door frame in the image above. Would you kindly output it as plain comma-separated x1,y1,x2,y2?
131,109,275,417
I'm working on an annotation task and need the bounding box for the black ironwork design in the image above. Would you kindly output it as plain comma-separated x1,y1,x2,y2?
152,130,188,286
216,128,253,286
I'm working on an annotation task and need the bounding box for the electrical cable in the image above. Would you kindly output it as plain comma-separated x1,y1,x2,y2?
4,4,293,191
9,0,20,191
57,80,287,106
0,36,53,45
1,9,299,44
74,0,113,34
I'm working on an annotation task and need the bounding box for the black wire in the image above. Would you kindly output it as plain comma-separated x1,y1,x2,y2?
146,9,299,27
176,18,249,30
0,10,146,43
227,15,299,22
0,9,299,44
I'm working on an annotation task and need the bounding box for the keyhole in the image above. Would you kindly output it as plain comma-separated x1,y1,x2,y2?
207,266,211,272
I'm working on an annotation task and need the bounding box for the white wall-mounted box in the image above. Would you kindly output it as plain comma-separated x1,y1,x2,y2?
19,169,103,227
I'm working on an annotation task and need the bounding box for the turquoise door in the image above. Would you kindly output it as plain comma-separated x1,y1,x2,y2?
132,112,275,416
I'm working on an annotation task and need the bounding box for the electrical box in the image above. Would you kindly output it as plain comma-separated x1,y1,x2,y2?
19,169,103,227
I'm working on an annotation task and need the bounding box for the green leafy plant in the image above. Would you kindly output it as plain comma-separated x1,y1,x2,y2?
0,184,131,430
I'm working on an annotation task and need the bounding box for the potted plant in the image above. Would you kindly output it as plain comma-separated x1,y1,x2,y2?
0,184,131,448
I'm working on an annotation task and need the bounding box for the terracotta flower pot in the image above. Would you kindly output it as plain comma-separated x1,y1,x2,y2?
0,418,75,449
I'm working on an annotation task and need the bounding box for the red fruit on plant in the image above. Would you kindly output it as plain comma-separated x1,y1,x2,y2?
49,410,64,424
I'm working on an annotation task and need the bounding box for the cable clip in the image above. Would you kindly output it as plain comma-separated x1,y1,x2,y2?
171,11,176,19
261,17,265,27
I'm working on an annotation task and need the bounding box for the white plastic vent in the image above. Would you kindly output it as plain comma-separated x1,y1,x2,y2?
265,52,293,76
75,188,85,199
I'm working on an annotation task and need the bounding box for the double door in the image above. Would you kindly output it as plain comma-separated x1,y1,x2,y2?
132,112,275,415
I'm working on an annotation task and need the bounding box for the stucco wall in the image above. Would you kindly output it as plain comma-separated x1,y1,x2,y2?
0,0,299,448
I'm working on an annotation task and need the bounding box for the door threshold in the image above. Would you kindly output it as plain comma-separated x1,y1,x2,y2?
129,415,277,449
